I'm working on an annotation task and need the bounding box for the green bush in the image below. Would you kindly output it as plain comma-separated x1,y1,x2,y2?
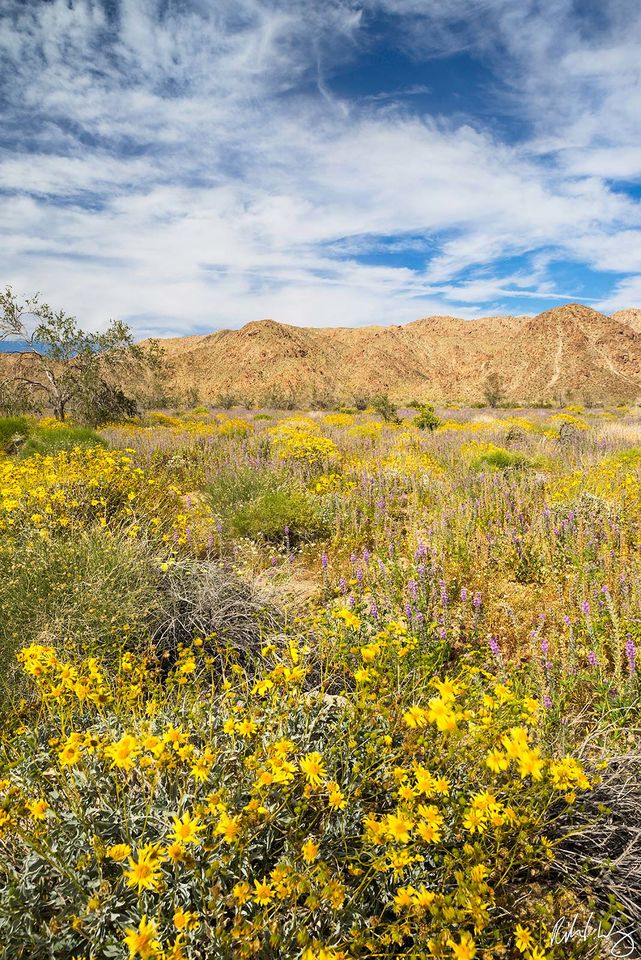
230,489,330,544
371,394,401,424
0,415,31,453
470,444,529,471
413,403,442,432
19,425,106,458
74,382,138,427
208,467,332,544
207,466,283,516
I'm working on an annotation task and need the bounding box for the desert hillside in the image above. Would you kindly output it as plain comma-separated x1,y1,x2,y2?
151,303,641,405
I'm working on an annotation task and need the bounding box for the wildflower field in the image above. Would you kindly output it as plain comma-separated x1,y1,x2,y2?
1,403,640,960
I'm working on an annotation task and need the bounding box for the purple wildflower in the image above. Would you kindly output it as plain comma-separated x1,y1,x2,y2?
321,552,329,571
460,587,468,603
587,651,598,667
581,600,591,616
625,637,636,676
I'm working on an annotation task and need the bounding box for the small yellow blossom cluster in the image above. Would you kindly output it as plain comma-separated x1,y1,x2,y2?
313,473,355,495
18,643,112,708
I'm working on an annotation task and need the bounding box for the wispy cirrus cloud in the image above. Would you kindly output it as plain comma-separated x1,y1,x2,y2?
1,0,640,335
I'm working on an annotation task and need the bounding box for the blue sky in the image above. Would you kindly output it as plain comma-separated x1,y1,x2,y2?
2,0,641,337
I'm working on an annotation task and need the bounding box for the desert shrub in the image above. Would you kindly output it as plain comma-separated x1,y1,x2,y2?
216,393,237,410
307,389,338,411
0,640,593,960
263,387,298,410
483,372,505,408
213,415,252,438
0,531,159,705
150,558,280,670
323,413,354,428
230,489,331,545
207,465,284,517
464,441,529,471
371,394,401,424
74,382,139,427
270,426,340,469
413,403,442,432
549,753,641,935
253,413,273,421
0,414,31,453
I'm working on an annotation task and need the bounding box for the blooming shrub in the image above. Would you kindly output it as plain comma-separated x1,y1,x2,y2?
271,427,339,468
214,416,253,438
462,441,530,472
0,637,591,960
346,422,385,442
0,446,212,548
323,414,354,428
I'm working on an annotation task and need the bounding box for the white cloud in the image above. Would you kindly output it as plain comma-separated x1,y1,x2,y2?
1,0,641,335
